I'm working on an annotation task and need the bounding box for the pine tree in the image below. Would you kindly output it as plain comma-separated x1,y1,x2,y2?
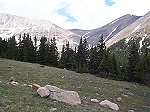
136,48,150,84
6,36,18,60
38,36,47,65
108,52,119,79
76,37,89,72
88,46,98,74
0,37,8,58
18,34,25,61
127,42,140,82
97,34,107,74
59,45,66,68
48,37,58,67
63,42,76,70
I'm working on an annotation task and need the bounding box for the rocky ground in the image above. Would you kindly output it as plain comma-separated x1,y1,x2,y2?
0,58,150,112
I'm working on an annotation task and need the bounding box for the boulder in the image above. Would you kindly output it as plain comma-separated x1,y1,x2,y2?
32,84,41,91
91,99,99,103
128,110,134,112
116,97,122,102
10,77,15,82
49,108,57,112
37,87,50,97
10,81,19,86
100,100,119,111
41,85,81,105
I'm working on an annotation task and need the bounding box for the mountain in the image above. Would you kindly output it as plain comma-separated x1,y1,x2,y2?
0,13,80,51
106,11,150,47
71,14,141,45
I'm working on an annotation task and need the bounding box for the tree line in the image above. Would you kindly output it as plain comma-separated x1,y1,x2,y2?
0,34,149,85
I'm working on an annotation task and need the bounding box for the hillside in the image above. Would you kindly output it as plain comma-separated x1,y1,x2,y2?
0,13,80,51
106,11,150,47
0,59,150,112
71,14,141,46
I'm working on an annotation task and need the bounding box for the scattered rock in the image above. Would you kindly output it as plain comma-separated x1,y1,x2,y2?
91,99,99,103
37,87,50,97
122,94,128,97
32,84,41,91
10,77,15,82
38,85,81,105
100,100,119,111
28,85,32,87
49,108,57,112
22,84,27,87
104,82,109,84
10,81,19,86
128,110,134,112
116,97,122,102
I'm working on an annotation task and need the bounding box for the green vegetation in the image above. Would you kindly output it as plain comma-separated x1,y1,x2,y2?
0,59,150,112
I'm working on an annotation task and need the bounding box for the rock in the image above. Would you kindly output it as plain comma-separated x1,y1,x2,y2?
49,108,57,112
91,99,99,103
116,97,122,102
45,85,81,105
10,81,19,86
37,87,50,97
32,84,41,91
10,77,15,82
128,110,134,112
100,100,119,111
122,94,128,97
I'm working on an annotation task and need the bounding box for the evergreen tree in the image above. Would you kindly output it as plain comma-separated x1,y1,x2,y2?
88,46,98,74
63,42,76,70
108,52,119,79
0,37,8,58
59,45,65,68
76,37,89,72
18,34,36,62
127,42,140,82
97,34,107,74
38,36,47,65
48,37,58,67
18,34,25,61
6,36,18,60
136,48,150,84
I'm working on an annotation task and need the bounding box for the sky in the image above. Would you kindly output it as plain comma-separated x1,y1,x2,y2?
0,0,150,30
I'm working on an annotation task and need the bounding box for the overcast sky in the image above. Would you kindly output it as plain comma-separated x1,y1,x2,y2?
0,0,149,30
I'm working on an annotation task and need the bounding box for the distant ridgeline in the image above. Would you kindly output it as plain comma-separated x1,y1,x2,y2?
0,33,150,86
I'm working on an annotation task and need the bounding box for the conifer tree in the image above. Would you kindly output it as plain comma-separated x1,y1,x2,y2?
6,36,18,60
0,37,8,57
76,37,89,72
127,42,139,82
63,42,76,70
59,45,65,68
97,34,107,74
88,46,98,74
48,37,58,67
38,36,47,65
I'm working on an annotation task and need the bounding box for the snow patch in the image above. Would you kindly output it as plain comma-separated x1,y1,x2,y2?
104,26,118,42
110,18,120,25
132,25,141,33
139,34,147,49
125,37,131,43
81,32,90,38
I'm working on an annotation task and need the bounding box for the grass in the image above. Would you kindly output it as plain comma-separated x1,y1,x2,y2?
0,58,150,112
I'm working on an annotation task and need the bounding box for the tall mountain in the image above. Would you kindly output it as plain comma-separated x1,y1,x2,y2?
71,14,141,45
106,11,150,47
0,13,80,50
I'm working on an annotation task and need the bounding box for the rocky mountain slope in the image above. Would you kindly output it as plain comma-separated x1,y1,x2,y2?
0,13,80,50
106,11,150,47
71,14,141,45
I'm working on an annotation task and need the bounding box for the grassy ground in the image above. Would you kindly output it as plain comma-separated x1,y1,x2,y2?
0,58,150,112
